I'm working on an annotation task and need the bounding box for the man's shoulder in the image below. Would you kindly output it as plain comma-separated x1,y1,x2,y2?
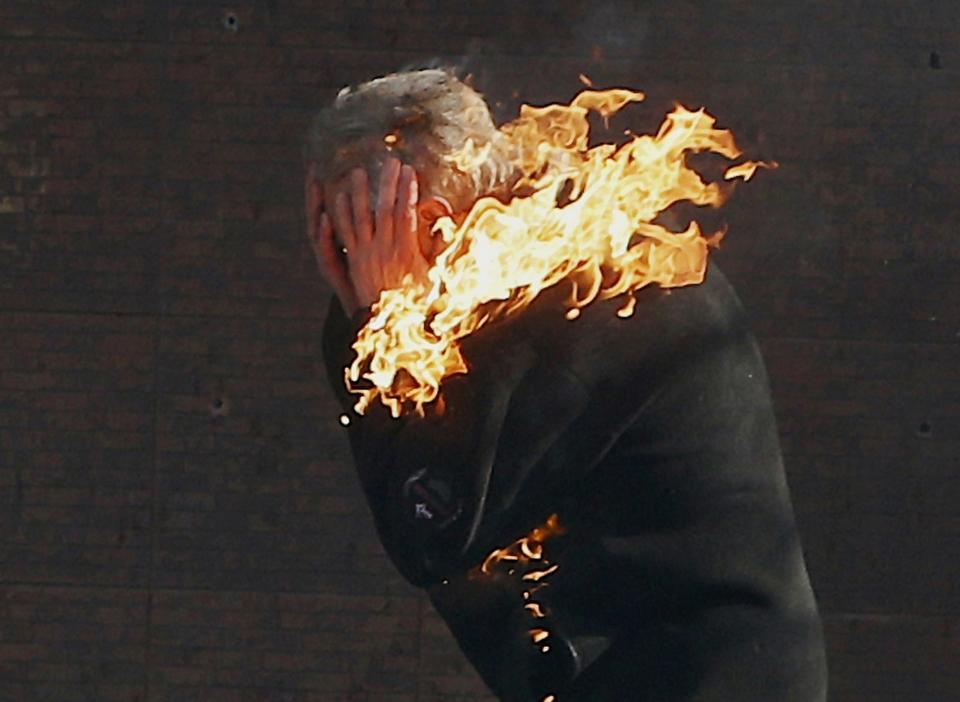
509,263,751,391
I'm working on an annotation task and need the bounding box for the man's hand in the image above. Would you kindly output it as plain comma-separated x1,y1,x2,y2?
305,161,359,315
306,156,431,317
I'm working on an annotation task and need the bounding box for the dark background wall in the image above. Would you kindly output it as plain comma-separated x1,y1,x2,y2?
0,1,957,700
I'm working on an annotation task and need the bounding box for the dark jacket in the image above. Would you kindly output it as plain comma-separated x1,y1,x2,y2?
322,264,828,701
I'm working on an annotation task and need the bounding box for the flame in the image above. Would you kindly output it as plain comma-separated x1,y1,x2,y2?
525,602,546,618
474,513,565,576
530,628,550,643
443,136,493,173
465,515,567,682
522,564,559,582
521,539,544,560
724,159,777,182
345,85,771,417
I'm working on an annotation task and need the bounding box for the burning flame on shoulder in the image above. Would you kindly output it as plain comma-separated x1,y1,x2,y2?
345,86,775,417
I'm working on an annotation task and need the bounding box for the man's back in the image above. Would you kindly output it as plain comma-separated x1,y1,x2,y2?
323,263,827,701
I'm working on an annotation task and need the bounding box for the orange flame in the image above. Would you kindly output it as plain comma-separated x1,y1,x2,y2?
474,513,565,577
530,628,550,643
345,85,771,417
467,515,567,674
525,602,546,618
724,159,778,182
522,564,559,582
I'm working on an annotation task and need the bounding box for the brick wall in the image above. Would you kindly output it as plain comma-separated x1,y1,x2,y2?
1,1,957,700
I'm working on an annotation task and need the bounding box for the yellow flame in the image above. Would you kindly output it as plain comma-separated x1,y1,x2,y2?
521,540,543,559
475,513,565,577
724,159,778,182
443,136,493,173
345,86,768,418
530,628,550,643
525,602,546,618
522,564,559,582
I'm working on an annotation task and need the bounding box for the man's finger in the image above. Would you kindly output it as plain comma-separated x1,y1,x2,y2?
333,190,356,252
305,169,322,238
323,182,346,248
395,165,424,271
376,157,401,249
350,168,372,246
314,212,358,314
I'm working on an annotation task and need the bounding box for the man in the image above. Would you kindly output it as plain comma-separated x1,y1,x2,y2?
303,69,828,701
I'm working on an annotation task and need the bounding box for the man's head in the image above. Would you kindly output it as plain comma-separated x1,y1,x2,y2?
302,68,518,229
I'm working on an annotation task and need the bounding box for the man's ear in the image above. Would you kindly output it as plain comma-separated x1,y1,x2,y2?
417,195,454,223
416,195,454,260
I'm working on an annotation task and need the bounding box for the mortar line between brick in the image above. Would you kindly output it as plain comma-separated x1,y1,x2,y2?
0,32,932,63
0,306,327,325
140,12,171,699
0,580,423,600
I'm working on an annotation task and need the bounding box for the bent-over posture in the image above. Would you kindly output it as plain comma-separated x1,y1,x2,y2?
303,69,828,701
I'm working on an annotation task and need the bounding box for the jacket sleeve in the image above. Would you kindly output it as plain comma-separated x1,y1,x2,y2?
321,295,592,587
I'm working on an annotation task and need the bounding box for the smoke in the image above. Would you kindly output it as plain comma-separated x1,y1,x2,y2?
573,2,651,58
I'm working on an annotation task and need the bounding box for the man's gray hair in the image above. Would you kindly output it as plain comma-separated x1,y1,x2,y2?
301,69,518,213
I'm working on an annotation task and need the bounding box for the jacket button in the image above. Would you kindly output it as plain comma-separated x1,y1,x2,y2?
401,467,461,529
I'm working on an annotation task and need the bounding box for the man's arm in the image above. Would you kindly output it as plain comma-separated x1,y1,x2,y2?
321,290,591,586
310,156,590,585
